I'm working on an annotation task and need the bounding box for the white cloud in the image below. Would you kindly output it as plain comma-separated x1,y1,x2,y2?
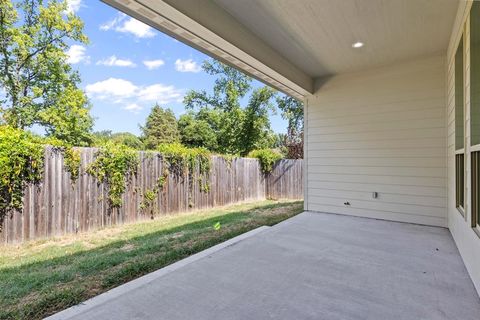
138,84,183,103
100,14,125,31
65,0,81,13
118,18,155,38
85,78,184,110
124,103,143,114
66,45,89,64
175,59,201,73
97,55,136,68
100,14,155,38
143,59,165,70
85,78,138,100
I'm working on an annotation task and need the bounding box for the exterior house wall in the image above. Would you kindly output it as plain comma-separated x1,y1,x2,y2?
305,55,447,227
446,1,480,294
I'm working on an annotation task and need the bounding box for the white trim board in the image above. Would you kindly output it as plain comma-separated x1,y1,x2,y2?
101,0,313,100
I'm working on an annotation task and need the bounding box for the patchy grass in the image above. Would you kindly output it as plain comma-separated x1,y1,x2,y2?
0,200,303,320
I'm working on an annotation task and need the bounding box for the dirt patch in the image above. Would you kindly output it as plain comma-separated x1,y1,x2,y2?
120,243,135,252
168,232,185,239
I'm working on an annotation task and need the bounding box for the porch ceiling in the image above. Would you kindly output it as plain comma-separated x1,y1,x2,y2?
102,0,459,98
214,0,459,77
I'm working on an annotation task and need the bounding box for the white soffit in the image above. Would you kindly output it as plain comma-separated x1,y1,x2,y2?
101,0,313,99
214,0,459,77
101,0,459,97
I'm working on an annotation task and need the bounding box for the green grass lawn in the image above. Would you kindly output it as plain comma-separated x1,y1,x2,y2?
0,200,303,320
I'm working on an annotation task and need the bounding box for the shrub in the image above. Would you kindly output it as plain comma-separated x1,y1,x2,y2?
0,126,44,229
247,149,282,173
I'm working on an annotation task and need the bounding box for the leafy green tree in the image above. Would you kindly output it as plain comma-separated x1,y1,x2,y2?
178,112,218,150
184,60,276,155
110,132,143,150
37,85,93,146
92,131,144,150
141,104,180,149
276,95,304,159
240,87,277,152
276,95,303,134
92,130,114,146
0,0,92,145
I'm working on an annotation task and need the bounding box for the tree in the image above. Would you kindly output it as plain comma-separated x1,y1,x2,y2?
110,132,143,150
92,130,113,146
0,0,93,145
184,60,276,155
37,85,93,146
277,95,303,133
178,112,218,150
92,130,144,150
276,95,304,159
240,86,277,153
141,104,180,149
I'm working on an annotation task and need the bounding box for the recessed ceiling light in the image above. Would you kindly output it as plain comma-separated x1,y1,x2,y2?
352,41,364,48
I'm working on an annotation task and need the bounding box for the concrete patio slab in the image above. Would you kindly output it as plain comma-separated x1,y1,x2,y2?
46,212,480,320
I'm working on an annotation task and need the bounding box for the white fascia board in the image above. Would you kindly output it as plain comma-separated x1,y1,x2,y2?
101,0,313,100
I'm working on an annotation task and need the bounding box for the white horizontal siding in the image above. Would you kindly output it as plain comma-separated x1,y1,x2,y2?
308,188,446,207
308,118,444,135
308,166,445,177
308,156,445,168
308,182,444,198
306,55,447,227
309,127,446,142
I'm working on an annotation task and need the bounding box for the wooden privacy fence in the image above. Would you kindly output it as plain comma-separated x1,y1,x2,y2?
266,159,304,200
1,147,303,244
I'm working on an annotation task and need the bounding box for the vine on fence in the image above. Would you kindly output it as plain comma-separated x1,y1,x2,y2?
0,126,286,228
139,167,169,218
157,143,212,208
157,143,212,193
219,154,236,170
87,142,139,209
46,138,82,182
62,147,81,181
0,126,44,230
247,149,282,173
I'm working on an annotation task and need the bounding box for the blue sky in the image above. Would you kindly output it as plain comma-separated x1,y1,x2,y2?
65,0,287,136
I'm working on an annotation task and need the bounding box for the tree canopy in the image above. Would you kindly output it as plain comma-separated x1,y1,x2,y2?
0,0,93,146
141,104,180,149
0,1,303,156
178,111,218,150
183,60,277,156
276,95,304,159
93,130,144,150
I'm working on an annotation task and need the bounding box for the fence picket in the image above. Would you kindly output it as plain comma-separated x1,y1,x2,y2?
0,148,303,244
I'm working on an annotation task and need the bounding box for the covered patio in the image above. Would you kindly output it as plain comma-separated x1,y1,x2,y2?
48,212,480,319
46,0,480,317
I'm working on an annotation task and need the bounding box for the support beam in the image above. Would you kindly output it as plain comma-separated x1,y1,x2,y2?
101,0,314,99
